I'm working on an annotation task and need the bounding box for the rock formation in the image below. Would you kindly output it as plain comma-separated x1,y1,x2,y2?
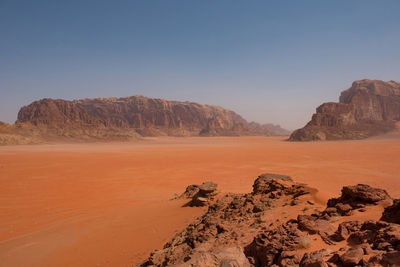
0,121,41,145
2,95,289,145
181,182,219,207
290,79,400,141
138,174,399,267
381,199,400,224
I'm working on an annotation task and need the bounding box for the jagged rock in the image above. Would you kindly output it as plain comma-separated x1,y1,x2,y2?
139,179,399,267
330,221,362,241
244,221,307,266
252,173,314,199
297,215,336,236
327,184,392,209
381,199,400,224
334,203,353,216
343,220,400,252
340,247,364,267
140,175,316,266
182,247,251,267
180,184,200,198
186,182,218,207
199,182,218,195
290,79,400,141
381,251,400,266
278,251,302,266
300,250,329,267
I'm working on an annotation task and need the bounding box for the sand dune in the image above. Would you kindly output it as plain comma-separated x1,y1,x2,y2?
0,136,399,266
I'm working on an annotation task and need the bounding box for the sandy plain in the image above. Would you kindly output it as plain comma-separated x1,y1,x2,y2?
0,136,399,267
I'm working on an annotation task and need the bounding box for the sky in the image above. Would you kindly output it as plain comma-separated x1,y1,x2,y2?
1,1,399,130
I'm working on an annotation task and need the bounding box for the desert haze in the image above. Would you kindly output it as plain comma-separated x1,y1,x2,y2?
2,1,400,266
0,136,399,266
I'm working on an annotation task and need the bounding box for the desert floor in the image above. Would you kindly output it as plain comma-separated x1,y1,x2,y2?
0,136,399,267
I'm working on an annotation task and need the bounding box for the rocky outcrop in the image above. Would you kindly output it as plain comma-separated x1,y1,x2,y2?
290,79,400,141
245,183,399,267
326,184,392,209
138,175,400,267
183,182,219,207
140,175,317,266
381,199,400,224
2,95,288,144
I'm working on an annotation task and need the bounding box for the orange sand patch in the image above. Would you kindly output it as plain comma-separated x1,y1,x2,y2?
0,136,399,266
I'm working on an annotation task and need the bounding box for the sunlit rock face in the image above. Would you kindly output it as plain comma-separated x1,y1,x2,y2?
290,79,400,141
15,95,286,141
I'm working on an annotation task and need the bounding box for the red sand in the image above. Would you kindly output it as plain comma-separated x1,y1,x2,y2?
0,136,399,266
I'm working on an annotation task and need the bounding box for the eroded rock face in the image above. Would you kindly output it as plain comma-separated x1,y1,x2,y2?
140,175,316,266
185,182,219,207
139,175,400,267
327,184,392,209
290,79,400,141
381,199,400,224
12,96,288,143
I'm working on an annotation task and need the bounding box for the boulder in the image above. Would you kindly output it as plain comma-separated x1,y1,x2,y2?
340,247,364,267
381,199,400,224
300,251,329,267
186,182,218,207
327,184,391,209
297,215,336,236
180,184,200,198
199,182,218,195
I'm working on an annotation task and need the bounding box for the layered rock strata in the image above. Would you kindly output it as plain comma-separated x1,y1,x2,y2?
290,79,400,141
2,95,289,145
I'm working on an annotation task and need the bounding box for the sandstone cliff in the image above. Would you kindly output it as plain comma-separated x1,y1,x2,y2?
290,79,400,141
5,95,287,144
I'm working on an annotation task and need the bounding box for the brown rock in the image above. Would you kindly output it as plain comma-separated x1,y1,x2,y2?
140,177,399,267
331,221,362,242
327,184,392,209
290,79,400,141
180,184,200,198
9,96,289,144
381,251,400,266
252,173,293,194
199,182,218,195
300,251,329,267
381,199,400,224
185,182,218,207
244,221,307,266
297,215,336,236
340,247,364,267
335,203,353,216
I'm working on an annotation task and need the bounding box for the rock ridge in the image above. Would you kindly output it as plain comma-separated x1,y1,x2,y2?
1,95,289,145
137,175,399,267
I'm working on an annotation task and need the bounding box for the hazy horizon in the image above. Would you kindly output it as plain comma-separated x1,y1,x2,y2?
1,1,399,130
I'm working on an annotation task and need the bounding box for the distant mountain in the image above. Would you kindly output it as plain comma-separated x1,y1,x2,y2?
290,79,400,141
248,122,290,136
1,95,289,145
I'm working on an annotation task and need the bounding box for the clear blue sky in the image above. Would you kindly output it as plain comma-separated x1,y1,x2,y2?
1,0,399,130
